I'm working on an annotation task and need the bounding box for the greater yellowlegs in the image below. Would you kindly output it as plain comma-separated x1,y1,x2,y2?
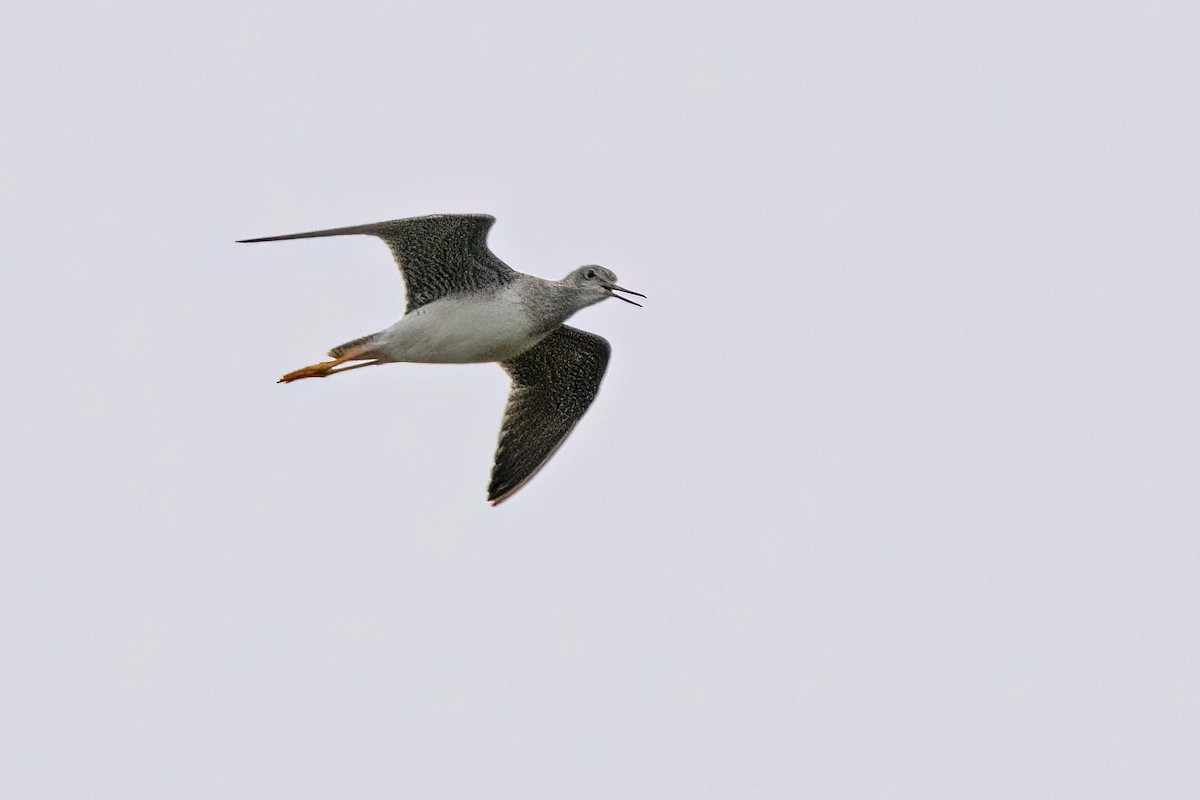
238,214,644,505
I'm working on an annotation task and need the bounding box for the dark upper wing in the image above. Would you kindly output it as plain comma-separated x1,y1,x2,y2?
238,214,517,312
488,326,612,505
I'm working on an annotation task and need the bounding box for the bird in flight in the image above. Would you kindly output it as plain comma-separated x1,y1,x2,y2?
238,214,644,505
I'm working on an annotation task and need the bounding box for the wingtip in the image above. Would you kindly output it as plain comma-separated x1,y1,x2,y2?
487,483,522,506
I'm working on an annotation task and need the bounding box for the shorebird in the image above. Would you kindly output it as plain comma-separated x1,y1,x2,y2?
238,214,643,505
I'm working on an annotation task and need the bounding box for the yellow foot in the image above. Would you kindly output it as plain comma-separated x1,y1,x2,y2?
278,360,340,383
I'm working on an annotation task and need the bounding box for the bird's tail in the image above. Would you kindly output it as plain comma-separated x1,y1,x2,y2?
328,332,384,360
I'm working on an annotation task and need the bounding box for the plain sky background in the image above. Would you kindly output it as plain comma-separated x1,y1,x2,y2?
2,1,1198,797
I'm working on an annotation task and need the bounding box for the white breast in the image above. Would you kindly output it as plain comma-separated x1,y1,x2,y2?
376,288,546,364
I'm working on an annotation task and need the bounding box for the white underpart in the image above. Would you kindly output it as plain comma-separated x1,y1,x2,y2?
373,286,548,364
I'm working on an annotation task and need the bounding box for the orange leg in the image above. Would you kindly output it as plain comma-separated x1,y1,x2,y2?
278,355,381,383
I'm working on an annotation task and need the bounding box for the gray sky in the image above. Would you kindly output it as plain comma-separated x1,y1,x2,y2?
2,1,1198,797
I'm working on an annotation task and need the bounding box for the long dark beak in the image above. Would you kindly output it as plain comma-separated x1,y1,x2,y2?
606,284,646,307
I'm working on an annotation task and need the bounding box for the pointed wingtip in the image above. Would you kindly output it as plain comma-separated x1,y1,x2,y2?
488,484,521,506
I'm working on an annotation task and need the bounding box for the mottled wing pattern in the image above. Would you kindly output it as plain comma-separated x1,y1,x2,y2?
238,214,517,312
374,215,516,311
488,325,612,505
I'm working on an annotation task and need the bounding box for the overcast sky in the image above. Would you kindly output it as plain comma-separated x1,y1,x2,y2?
2,1,1198,797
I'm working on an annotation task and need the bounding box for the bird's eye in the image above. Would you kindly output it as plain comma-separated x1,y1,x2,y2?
586,269,596,279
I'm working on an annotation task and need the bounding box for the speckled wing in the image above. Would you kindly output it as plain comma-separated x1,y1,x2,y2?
238,214,516,312
488,325,612,505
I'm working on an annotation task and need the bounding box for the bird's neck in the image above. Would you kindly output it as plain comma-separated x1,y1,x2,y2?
519,279,601,332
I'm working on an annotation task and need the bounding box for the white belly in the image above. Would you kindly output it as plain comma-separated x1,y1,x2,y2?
376,290,546,364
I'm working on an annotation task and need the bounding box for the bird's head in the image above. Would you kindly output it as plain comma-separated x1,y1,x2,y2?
564,265,645,307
